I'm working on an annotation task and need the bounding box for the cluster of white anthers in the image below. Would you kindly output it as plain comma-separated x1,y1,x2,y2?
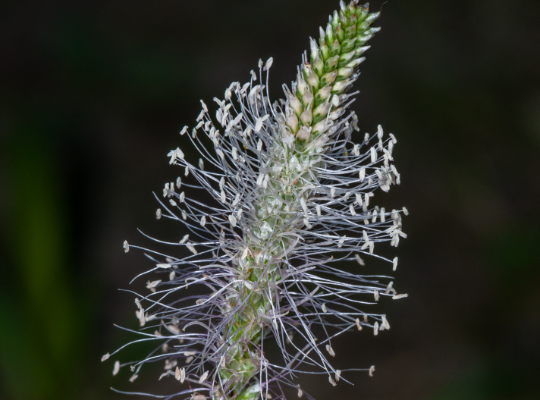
103,2,407,400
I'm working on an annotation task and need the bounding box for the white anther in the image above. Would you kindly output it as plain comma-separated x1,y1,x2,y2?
187,243,197,255
198,371,208,384
335,370,341,382
200,99,208,112
256,173,264,186
255,115,270,133
359,167,366,182
377,124,383,139
264,57,274,70
370,146,377,163
146,280,161,289
382,315,390,330
326,344,335,357
113,361,120,376
392,293,408,300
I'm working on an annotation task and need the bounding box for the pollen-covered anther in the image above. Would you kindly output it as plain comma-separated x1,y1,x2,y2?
393,293,408,300
112,361,120,376
382,315,390,330
326,344,336,357
328,376,337,386
146,280,161,289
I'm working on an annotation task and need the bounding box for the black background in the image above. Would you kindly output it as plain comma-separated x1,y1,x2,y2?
1,1,539,399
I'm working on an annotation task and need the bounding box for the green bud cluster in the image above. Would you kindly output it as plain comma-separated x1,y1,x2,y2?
282,1,380,140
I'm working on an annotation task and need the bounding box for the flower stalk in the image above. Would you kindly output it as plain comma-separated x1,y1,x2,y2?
105,2,407,400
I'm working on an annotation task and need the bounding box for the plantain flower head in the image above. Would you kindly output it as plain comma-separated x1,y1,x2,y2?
105,2,407,399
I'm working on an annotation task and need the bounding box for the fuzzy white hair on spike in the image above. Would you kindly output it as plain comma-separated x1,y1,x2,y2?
113,3,406,400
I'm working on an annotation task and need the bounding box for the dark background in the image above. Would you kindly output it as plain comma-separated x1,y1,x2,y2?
1,0,539,399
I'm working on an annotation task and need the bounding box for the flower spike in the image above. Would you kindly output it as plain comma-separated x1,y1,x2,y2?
109,2,406,400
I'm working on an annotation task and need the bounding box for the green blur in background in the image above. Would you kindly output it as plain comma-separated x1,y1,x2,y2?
0,1,539,399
